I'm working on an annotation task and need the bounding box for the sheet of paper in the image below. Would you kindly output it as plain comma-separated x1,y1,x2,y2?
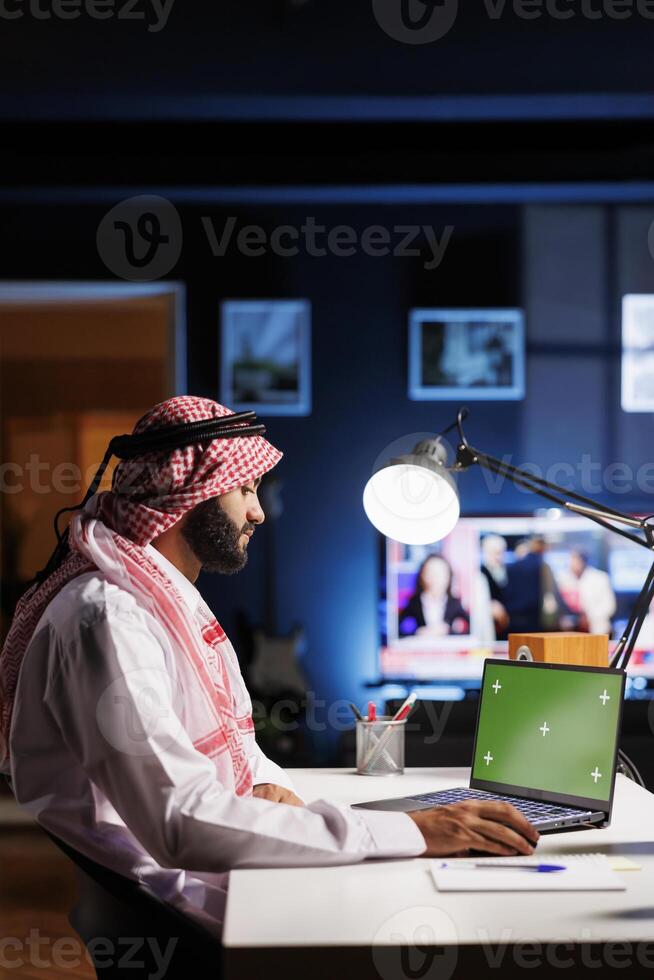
607,856,641,872
431,853,626,892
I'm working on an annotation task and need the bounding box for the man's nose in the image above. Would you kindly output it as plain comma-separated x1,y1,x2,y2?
248,499,265,525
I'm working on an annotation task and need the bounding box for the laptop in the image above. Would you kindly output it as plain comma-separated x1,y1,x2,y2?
352,659,625,831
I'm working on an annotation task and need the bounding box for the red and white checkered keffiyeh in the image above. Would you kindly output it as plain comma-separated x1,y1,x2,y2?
0,396,282,792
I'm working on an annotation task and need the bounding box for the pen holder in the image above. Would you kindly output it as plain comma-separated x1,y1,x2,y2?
356,717,406,776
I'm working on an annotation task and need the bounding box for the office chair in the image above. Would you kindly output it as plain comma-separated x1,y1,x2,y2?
4,776,223,979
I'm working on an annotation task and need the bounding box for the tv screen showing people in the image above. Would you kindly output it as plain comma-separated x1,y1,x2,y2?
379,513,652,683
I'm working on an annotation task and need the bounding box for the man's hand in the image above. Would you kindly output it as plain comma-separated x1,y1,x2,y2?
490,600,510,632
408,800,539,857
252,783,305,807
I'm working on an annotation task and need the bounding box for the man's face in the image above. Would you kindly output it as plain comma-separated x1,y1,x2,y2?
181,477,265,574
570,552,585,579
484,540,506,566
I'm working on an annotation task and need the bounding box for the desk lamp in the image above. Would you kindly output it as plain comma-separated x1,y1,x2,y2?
363,408,654,672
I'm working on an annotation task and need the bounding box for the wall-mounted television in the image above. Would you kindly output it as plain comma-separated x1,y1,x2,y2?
379,513,654,685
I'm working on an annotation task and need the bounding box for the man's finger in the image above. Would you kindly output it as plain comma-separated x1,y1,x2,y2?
461,830,526,857
252,785,281,802
472,802,539,845
472,817,535,855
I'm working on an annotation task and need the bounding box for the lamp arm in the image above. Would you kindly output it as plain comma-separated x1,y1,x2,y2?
453,442,653,552
453,407,636,523
612,560,654,670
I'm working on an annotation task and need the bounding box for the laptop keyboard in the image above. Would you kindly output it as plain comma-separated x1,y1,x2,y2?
407,787,588,822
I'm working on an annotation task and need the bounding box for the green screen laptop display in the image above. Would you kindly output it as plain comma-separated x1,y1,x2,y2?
471,661,624,808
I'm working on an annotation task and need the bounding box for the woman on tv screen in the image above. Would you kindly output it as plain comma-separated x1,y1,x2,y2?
399,554,470,638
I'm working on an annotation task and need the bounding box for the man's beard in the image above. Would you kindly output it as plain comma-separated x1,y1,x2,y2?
181,497,254,575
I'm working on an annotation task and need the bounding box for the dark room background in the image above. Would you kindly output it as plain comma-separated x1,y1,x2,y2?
1,0,654,763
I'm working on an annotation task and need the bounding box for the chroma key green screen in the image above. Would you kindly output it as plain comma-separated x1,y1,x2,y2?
472,661,624,806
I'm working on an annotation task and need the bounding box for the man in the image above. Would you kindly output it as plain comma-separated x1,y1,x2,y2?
0,396,537,936
480,534,510,639
566,550,616,636
504,536,568,633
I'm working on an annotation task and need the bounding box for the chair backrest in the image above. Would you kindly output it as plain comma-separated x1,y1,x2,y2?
47,827,216,933
4,775,222,977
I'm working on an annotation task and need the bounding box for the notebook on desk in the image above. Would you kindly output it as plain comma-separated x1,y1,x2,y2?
352,659,626,832
431,853,626,892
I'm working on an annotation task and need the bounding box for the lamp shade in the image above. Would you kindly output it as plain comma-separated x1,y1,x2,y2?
362,439,460,545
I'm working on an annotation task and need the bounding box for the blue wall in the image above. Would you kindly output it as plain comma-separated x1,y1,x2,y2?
182,199,654,735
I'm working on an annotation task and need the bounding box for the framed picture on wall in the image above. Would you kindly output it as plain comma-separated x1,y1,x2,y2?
220,299,311,416
408,308,526,401
621,294,654,413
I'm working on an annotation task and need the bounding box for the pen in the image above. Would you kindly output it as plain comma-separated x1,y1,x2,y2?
390,692,417,723
349,703,364,722
440,862,566,873
368,701,377,723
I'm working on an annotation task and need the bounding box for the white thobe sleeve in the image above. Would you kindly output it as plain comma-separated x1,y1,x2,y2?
248,740,301,796
44,604,426,872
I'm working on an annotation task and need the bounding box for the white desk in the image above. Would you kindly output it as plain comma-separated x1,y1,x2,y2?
223,768,654,979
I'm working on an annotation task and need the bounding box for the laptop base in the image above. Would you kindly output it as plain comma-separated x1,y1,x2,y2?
351,786,606,831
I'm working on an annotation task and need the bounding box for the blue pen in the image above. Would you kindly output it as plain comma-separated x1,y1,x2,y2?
440,862,566,873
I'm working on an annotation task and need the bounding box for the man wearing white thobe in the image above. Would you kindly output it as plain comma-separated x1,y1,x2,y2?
1,397,537,938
